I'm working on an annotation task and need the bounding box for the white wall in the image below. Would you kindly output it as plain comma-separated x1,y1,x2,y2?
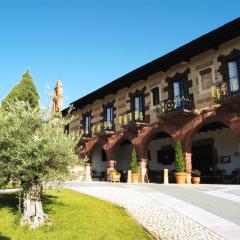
193,128,240,175
148,137,175,172
91,145,107,174
147,127,240,175
116,144,133,171
91,128,240,176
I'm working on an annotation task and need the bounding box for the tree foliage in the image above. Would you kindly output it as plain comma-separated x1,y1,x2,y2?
130,148,138,174
0,101,80,228
175,140,185,172
2,71,39,110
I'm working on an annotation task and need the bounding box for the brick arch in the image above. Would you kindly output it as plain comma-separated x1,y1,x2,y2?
182,112,238,153
80,136,108,160
132,124,178,159
106,130,138,159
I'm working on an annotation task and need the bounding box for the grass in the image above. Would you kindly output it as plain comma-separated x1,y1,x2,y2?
0,181,21,189
0,189,152,240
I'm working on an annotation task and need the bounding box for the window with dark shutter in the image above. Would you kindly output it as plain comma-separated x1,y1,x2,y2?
132,94,144,121
157,148,175,165
104,104,114,130
227,57,240,93
84,114,91,136
151,87,160,106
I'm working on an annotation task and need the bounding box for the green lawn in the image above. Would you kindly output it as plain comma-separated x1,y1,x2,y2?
1,181,21,189
0,189,152,240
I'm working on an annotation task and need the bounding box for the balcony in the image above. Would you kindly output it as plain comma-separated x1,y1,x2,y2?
155,96,195,124
92,121,115,137
212,79,240,102
211,79,240,112
119,111,145,130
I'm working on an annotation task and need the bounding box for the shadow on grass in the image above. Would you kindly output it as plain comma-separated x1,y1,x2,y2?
42,194,64,214
0,193,18,214
0,234,11,240
0,192,63,216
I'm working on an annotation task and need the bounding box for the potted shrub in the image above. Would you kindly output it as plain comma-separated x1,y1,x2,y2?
232,168,240,184
130,148,139,183
191,169,201,184
174,141,187,184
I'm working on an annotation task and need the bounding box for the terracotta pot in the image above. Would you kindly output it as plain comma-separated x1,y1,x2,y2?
174,172,187,184
131,173,139,183
192,176,201,184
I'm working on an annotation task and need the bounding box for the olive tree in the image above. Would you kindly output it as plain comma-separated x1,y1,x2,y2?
0,101,79,229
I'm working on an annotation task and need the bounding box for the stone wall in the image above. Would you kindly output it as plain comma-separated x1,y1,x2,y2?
68,37,240,136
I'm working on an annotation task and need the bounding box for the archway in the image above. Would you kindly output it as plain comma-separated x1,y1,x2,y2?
147,131,176,183
191,121,239,183
115,139,134,182
91,144,107,181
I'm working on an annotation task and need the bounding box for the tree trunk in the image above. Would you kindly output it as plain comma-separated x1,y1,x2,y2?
21,182,51,229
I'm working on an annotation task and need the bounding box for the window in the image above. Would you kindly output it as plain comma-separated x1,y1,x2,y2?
64,124,69,135
228,57,240,92
172,79,187,98
151,87,160,106
157,148,175,165
104,105,114,130
171,78,187,108
199,68,213,92
84,114,91,136
133,94,144,121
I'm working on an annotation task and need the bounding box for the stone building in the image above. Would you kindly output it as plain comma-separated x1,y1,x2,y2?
63,18,240,183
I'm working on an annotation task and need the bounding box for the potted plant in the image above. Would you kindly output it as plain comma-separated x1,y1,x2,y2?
130,148,139,183
174,141,187,184
232,168,240,184
191,169,201,184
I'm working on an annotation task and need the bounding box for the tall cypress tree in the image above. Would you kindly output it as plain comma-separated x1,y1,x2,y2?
2,70,40,109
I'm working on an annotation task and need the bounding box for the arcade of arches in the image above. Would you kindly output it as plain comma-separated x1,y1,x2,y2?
80,109,240,183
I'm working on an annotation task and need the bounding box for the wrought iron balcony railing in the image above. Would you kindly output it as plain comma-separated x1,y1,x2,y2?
119,111,145,128
211,78,240,102
92,121,115,136
155,96,193,118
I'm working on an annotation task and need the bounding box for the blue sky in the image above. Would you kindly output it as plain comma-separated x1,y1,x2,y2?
0,0,239,108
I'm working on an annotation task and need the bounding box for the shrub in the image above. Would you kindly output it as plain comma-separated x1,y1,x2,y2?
191,169,201,177
130,148,138,174
175,141,185,172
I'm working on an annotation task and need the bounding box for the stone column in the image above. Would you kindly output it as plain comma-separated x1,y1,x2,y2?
184,152,192,184
106,160,116,181
84,162,92,182
134,142,148,183
163,169,169,184
138,159,148,183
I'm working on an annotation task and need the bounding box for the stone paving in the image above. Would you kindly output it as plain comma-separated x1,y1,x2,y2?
0,188,19,193
67,182,223,240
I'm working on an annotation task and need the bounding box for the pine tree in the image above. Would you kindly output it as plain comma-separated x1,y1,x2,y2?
130,148,139,174
2,70,39,109
175,140,185,172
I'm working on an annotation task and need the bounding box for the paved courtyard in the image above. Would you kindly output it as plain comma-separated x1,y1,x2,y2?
66,182,240,240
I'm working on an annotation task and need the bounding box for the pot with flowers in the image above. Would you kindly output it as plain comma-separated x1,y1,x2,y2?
191,169,201,184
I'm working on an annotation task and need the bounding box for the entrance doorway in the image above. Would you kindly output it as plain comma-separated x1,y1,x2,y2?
115,139,133,182
192,144,214,176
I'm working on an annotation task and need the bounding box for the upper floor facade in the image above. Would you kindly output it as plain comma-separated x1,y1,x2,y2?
64,18,240,139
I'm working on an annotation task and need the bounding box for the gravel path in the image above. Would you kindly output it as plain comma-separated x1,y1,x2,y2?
67,183,223,240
